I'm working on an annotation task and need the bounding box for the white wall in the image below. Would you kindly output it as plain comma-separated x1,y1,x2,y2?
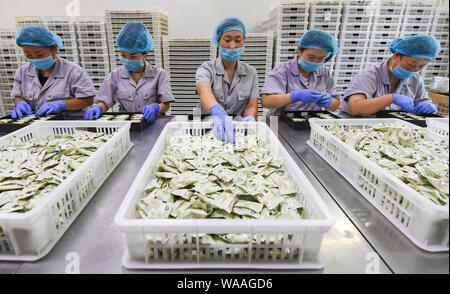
0,0,276,37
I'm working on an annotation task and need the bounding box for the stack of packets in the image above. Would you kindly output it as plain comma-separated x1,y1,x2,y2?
326,122,449,206
135,131,308,246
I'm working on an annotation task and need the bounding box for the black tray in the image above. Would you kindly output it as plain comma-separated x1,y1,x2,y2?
280,110,340,130
186,113,241,120
56,112,153,132
375,110,444,127
0,113,64,134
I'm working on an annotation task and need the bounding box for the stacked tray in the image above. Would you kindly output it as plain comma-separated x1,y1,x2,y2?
0,113,64,133
57,112,153,132
375,110,444,127
280,110,340,130
163,37,217,116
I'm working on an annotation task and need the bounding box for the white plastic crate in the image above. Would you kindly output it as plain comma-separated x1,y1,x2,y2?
339,47,367,56
342,14,372,24
115,121,335,269
365,55,390,63
339,38,370,48
403,15,434,25
372,15,403,24
343,5,374,15
340,30,371,40
307,118,448,252
431,23,449,33
426,118,449,138
0,121,133,261
334,62,365,71
336,54,366,64
309,14,341,23
372,23,402,32
375,5,405,16
341,22,372,31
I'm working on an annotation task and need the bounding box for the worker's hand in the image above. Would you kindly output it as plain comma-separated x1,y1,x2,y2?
210,104,235,144
84,105,103,120
35,100,67,117
412,101,437,114
242,115,256,122
317,93,332,108
11,100,33,119
290,89,322,103
392,94,414,113
142,103,160,122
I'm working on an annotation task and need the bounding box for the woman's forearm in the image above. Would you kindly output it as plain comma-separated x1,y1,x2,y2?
326,97,340,111
261,94,292,108
243,98,258,119
348,94,393,117
197,83,219,113
159,102,170,113
65,97,94,110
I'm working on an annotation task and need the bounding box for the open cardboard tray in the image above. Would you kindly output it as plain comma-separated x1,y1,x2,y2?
280,110,340,130
54,112,154,132
375,110,444,127
0,113,64,134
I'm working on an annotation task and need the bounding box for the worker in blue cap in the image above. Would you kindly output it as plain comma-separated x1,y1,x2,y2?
11,25,95,119
342,35,441,116
196,17,259,144
85,21,174,121
261,29,340,116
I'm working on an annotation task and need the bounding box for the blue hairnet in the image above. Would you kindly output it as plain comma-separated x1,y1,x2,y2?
299,29,338,62
212,17,247,47
389,35,441,60
116,21,154,53
15,25,63,49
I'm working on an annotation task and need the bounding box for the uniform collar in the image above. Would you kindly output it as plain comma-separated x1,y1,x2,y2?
26,57,65,78
119,61,156,79
289,55,324,78
214,57,247,76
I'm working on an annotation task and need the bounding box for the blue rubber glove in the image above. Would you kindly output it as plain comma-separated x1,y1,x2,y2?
11,100,33,119
142,103,160,122
412,101,437,114
35,100,67,117
210,104,235,144
84,105,103,120
392,94,414,113
317,93,332,108
242,115,256,122
290,89,322,103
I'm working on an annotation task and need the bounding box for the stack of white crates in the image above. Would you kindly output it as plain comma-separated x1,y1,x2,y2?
42,17,79,64
272,1,311,65
334,0,374,96
15,16,80,64
308,0,343,73
364,0,405,69
105,9,168,70
0,29,24,116
239,33,274,117
163,37,216,115
75,17,110,90
400,0,435,37
422,0,449,89
14,16,43,30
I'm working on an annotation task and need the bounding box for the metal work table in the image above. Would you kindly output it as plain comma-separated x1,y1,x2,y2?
0,114,444,274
